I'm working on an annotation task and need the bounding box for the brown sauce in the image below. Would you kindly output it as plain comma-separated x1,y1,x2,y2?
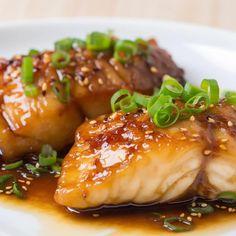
0,161,236,235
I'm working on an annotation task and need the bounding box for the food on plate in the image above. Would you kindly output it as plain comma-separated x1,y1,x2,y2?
0,32,184,162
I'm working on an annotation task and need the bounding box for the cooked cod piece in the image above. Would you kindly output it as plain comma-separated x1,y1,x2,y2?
0,40,184,162
55,102,236,209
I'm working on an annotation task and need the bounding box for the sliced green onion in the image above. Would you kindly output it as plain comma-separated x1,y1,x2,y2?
73,38,86,48
185,92,210,113
187,202,214,215
163,217,192,232
119,96,137,113
153,103,179,128
217,191,236,204
39,144,57,167
0,174,13,189
51,50,70,69
21,56,34,84
25,163,48,176
24,84,38,98
110,89,131,112
201,79,219,104
86,32,111,51
51,164,61,173
133,92,150,107
28,49,40,56
225,91,236,105
114,40,138,63
147,94,172,117
182,82,204,102
52,77,71,103
5,160,23,170
159,75,183,98
55,38,74,51
13,181,24,198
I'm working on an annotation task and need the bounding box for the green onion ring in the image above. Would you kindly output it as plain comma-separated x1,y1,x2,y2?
110,89,131,112
5,160,23,170
159,75,183,98
0,174,13,189
24,84,38,98
185,92,210,113
153,103,179,128
39,144,57,167
201,79,219,104
187,202,214,215
13,180,24,198
52,77,71,103
225,91,236,105
28,49,40,56
86,32,111,51
51,50,70,69
163,217,192,232
55,38,74,51
217,191,236,204
119,96,137,113
133,92,150,107
21,56,34,84
182,82,204,102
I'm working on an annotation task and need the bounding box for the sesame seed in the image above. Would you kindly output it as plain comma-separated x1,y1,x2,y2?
221,206,227,209
208,117,215,123
219,144,227,150
81,66,90,73
191,202,196,207
145,130,154,135
0,190,4,193
215,205,220,208
5,186,12,190
92,213,100,217
18,179,26,183
221,138,228,143
22,186,28,191
179,213,185,217
98,78,104,85
42,82,47,91
69,62,76,67
187,216,192,222
209,104,214,108
54,174,60,178
150,66,158,73
88,84,94,92
190,213,198,217
179,136,187,140
190,115,195,121
228,121,233,127
192,133,200,138
160,215,166,219
36,163,40,168
228,208,233,213
201,203,208,207
190,138,197,142
26,181,31,186
5,190,13,195
180,128,187,132
24,177,33,181
78,80,85,86
203,149,212,155
89,120,97,124
197,213,202,218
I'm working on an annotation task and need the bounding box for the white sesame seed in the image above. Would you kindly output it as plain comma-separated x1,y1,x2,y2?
228,121,233,127
88,84,94,92
191,202,196,207
0,190,4,193
190,213,198,217
197,213,202,218
179,136,187,140
190,115,195,121
221,138,228,143
81,66,90,73
145,130,154,135
5,190,13,195
208,117,215,123
26,181,31,186
42,82,47,91
219,144,227,150
98,78,104,85
22,186,28,191
201,203,208,207
150,66,158,73
89,120,97,124
187,216,192,222
83,78,89,86
180,128,187,132
18,179,26,183
179,213,185,217
221,206,227,209
204,149,212,155
92,213,100,217
192,133,200,138
5,186,12,190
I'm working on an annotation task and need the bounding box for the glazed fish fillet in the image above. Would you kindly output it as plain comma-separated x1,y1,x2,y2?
55,102,236,209
0,41,184,161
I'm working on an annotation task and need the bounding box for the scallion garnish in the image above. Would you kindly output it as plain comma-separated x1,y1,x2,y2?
21,56,34,84
24,84,38,98
51,50,70,69
225,91,236,105
52,77,71,103
5,160,23,170
163,217,192,232
110,77,223,128
0,174,13,189
201,79,220,104
55,38,74,51
217,191,236,204
86,32,111,51
187,202,214,215
39,144,57,167
73,38,86,48
28,49,40,56
114,40,138,63
12,180,24,198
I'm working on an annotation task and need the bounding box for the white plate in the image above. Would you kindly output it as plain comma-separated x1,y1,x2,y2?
0,17,236,236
